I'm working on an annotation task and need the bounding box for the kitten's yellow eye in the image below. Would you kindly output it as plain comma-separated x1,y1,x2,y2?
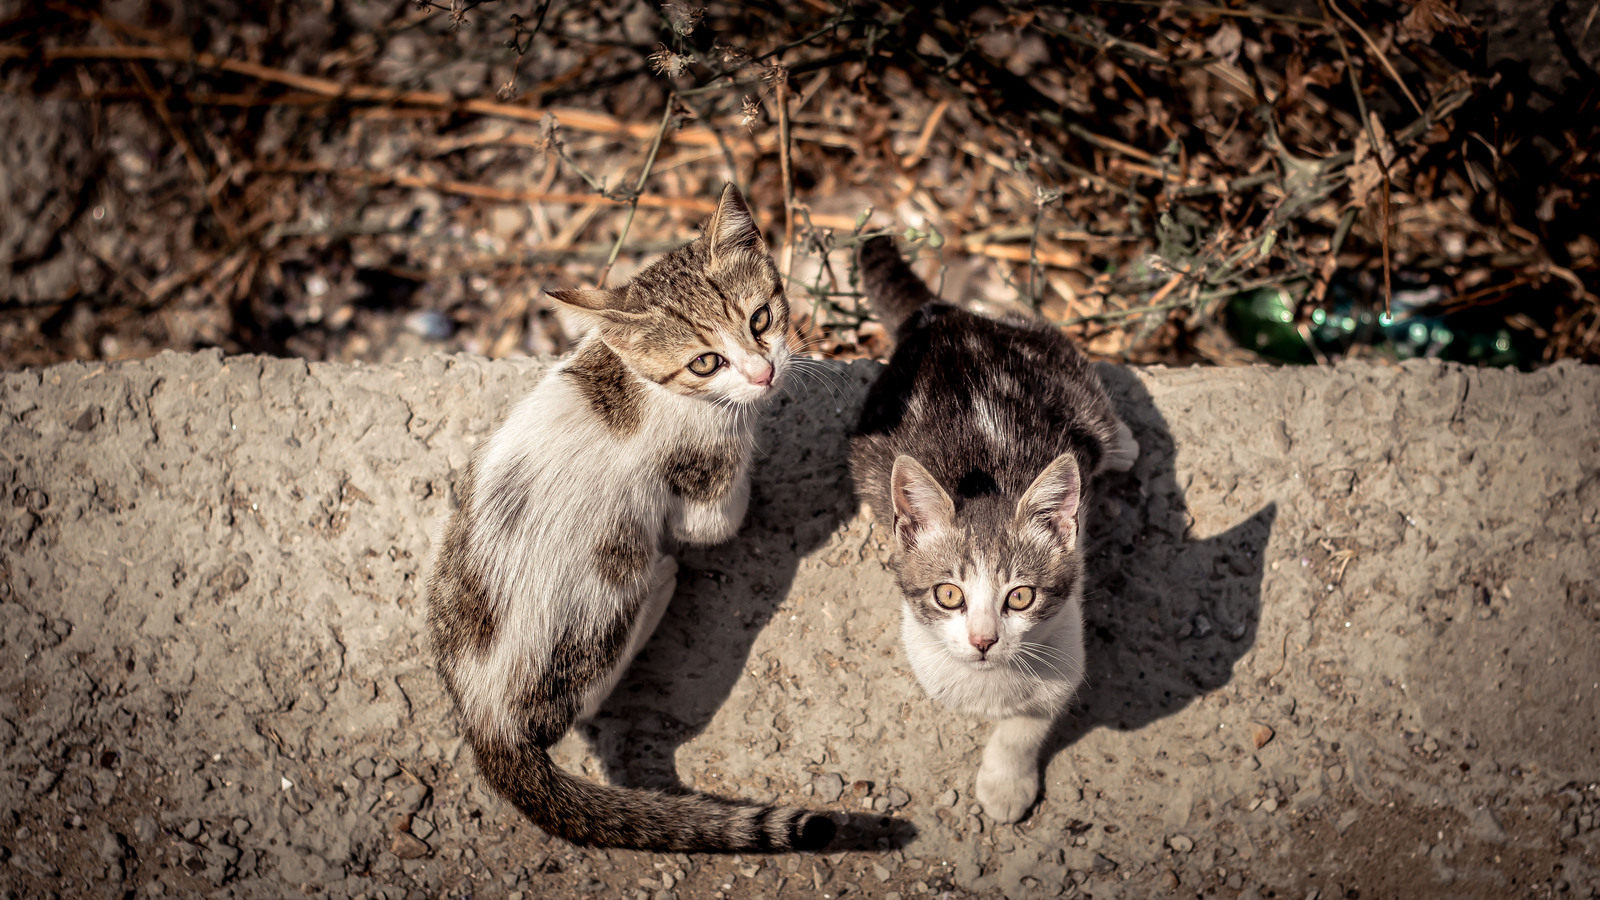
1006,586,1037,611
749,304,772,336
933,583,965,609
688,353,723,376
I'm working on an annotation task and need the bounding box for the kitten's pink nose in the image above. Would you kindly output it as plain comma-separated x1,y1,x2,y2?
750,363,773,387
969,634,997,655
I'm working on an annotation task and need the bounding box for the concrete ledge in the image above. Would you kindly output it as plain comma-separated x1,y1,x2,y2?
2,350,1597,898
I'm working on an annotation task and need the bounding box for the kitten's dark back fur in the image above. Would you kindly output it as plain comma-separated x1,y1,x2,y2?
851,237,1122,522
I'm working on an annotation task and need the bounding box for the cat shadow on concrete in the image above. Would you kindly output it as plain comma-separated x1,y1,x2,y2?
1044,366,1277,769
587,367,916,851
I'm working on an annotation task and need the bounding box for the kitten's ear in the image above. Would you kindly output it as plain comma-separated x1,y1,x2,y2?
1016,452,1083,550
890,455,955,551
546,288,624,313
703,183,764,261
547,287,638,334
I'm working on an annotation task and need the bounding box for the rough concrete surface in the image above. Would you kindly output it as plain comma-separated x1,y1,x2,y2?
2,351,1597,900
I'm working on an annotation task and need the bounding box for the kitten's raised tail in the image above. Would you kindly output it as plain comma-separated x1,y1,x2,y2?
471,733,836,852
858,235,937,337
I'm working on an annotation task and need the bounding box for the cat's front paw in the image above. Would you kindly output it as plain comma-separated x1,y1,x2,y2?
976,763,1039,824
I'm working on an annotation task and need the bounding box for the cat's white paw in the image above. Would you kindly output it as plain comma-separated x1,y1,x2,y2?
976,761,1039,824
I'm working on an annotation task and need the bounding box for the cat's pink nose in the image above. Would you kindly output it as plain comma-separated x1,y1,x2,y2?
969,634,997,654
751,363,773,387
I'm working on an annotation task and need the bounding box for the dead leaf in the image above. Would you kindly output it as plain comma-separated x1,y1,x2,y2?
1204,22,1243,63
1398,0,1472,46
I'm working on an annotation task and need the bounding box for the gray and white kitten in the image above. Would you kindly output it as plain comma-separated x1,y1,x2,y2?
850,236,1138,823
428,185,834,852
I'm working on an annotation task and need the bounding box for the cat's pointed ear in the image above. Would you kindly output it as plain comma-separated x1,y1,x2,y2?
1016,452,1083,550
546,288,623,313
890,455,955,551
547,287,639,334
703,183,764,261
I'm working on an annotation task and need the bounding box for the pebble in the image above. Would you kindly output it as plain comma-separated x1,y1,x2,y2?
1251,723,1276,749
885,786,911,810
1327,765,1344,783
375,757,402,780
1092,853,1118,874
1167,835,1194,853
1161,869,1180,889
353,758,376,779
814,773,844,803
389,833,429,860
939,789,959,807
1187,752,1211,767
1262,797,1279,813
180,819,202,841
403,310,454,341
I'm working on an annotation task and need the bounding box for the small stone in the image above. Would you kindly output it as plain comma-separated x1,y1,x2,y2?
885,786,911,810
375,757,402,780
1251,723,1275,749
872,864,891,883
1262,797,1279,813
353,758,376,779
850,779,874,798
180,819,202,841
389,833,429,860
403,310,454,341
814,773,844,803
1161,870,1180,889
1326,765,1344,783
1186,752,1211,767
1245,755,1262,771
489,205,526,238
1092,854,1118,874
939,789,959,807
1167,835,1194,853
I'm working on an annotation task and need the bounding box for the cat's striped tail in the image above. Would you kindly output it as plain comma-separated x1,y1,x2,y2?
471,734,837,852
857,235,938,337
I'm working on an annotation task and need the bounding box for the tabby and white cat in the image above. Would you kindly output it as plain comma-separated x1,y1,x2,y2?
850,236,1138,823
428,185,834,851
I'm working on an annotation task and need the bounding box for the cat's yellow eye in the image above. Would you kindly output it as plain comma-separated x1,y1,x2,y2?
1006,586,1037,611
688,353,724,376
749,304,772,337
933,583,965,609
